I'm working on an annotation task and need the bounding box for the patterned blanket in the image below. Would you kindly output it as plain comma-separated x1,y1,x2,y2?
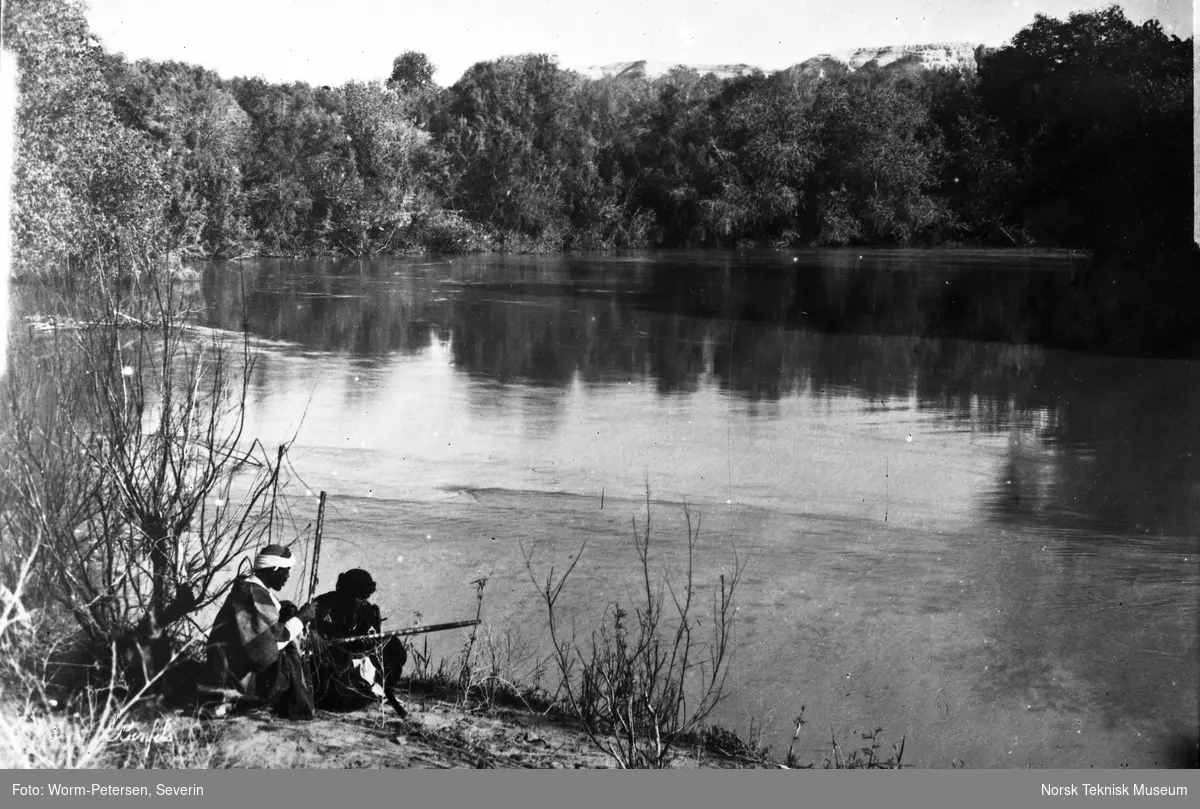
205,576,290,694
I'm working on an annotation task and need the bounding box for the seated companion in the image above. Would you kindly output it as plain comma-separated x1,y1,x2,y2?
311,568,408,716
205,544,317,718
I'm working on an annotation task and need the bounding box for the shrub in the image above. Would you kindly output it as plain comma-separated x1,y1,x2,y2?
522,488,745,768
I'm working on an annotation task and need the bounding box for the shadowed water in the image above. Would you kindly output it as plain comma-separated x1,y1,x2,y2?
196,250,1197,767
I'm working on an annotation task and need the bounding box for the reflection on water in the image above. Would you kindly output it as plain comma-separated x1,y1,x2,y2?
185,251,1197,767
203,251,1199,538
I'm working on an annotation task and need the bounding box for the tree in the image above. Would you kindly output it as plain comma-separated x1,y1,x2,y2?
435,55,584,243
230,79,357,253
704,75,814,244
1,282,299,684
807,77,947,244
2,1,303,687
387,51,441,127
977,6,1193,254
388,51,436,93
921,67,1019,243
338,80,435,252
558,76,658,248
108,60,252,257
3,0,169,280
627,79,721,246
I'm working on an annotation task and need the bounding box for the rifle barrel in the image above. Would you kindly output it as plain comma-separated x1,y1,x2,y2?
318,618,480,645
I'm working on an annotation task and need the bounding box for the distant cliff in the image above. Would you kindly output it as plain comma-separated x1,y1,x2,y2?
803,42,983,72
573,60,760,81
574,42,986,82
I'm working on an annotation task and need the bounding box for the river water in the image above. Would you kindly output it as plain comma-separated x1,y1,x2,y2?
200,249,1198,768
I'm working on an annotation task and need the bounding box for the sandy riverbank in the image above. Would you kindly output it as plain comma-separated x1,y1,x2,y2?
182,692,765,769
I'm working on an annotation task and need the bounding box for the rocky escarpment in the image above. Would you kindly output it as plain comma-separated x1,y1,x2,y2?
802,42,984,72
573,60,759,81
574,42,987,83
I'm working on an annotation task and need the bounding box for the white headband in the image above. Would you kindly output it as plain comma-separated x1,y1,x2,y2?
254,552,295,571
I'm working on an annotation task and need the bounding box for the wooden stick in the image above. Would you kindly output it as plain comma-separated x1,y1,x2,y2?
307,491,327,603
321,619,481,645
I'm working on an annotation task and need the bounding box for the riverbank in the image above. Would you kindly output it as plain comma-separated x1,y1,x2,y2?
0,680,779,770
211,701,621,769
191,692,771,769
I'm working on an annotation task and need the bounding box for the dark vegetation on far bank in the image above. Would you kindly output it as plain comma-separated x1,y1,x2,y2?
3,1,1193,270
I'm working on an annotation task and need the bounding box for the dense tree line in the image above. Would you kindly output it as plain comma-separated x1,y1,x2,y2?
4,0,1194,279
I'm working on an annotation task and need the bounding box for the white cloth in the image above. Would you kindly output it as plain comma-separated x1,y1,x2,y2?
254,551,295,570
353,656,386,699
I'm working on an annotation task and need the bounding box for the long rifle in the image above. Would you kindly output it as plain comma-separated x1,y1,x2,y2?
306,491,327,603
319,619,481,646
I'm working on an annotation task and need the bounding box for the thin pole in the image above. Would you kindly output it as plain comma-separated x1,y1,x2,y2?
267,443,285,542
307,491,327,603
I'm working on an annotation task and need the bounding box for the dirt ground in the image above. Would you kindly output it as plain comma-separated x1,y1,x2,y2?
206,695,756,769
213,701,611,769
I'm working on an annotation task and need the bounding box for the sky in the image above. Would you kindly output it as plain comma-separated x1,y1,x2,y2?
80,0,1193,87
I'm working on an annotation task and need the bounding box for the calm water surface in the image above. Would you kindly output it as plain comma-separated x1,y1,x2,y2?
202,250,1198,768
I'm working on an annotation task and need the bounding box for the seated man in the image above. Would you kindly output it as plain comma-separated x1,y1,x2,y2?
310,568,408,716
204,544,317,718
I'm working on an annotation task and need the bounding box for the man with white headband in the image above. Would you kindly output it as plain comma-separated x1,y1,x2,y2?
204,544,318,717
